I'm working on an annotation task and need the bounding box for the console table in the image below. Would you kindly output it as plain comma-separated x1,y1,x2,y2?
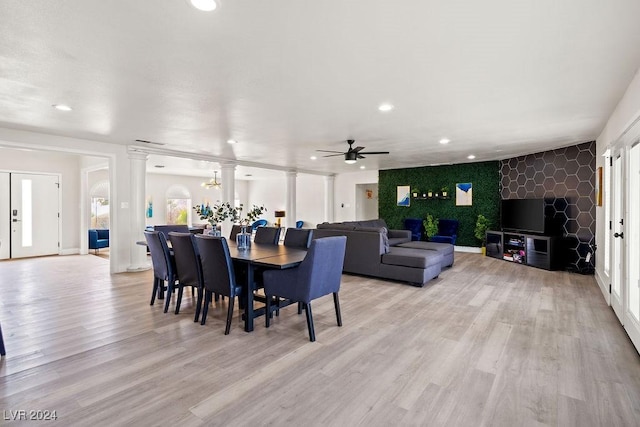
485,230,563,271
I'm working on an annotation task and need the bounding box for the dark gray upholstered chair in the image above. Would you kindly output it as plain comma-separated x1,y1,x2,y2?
0,322,5,356
254,226,281,245
144,230,177,310
194,235,243,334
284,228,313,249
168,232,204,320
229,225,242,241
263,236,347,342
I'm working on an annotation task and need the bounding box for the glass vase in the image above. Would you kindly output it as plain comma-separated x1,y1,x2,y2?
236,225,251,250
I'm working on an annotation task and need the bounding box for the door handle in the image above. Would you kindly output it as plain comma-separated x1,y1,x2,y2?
614,232,624,238
12,219,20,222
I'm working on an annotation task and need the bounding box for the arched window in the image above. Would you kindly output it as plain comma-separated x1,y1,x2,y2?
90,180,110,229
166,185,191,225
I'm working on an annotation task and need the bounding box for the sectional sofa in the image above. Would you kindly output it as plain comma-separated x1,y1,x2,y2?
313,219,454,287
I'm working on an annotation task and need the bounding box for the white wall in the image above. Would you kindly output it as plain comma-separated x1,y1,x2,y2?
334,170,379,222
595,67,640,298
0,148,81,252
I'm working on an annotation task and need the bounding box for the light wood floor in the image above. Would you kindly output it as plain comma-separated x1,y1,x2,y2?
1,253,640,426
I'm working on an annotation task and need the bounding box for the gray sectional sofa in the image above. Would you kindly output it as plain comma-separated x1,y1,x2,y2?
313,219,454,287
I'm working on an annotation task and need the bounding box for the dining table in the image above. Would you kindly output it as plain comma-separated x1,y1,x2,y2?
226,242,308,332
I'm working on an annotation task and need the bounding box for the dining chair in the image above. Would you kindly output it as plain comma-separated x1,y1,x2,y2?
229,225,242,241
254,226,281,245
144,230,178,310
168,232,204,320
0,322,6,356
263,236,347,342
283,228,313,249
194,235,243,334
251,219,268,232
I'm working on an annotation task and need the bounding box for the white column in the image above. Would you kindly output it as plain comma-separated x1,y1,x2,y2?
324,175,335,223
127,150,149,272
220,162,236,238
285,170,297,229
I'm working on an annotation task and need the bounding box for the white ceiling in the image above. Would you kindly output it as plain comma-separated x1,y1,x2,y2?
1,0,640,176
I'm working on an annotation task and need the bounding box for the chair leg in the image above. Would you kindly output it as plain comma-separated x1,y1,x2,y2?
201,291,211,325
150,278,159,306
175,284,184,315
304,303,316,342
0,323,6,356
297,302,303,315
164,281,173,313
333,292,342,327
225,297,235,335
194,286,204,323
265,294,271,328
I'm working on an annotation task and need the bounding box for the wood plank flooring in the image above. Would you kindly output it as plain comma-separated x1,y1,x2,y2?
1,253,640,426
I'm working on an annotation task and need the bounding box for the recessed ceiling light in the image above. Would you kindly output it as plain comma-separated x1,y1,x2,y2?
245,174,252,177
439,138,450,145
52,104,72,111
310,156,317,160
360,165,366,170
190,0,217,11
227,139,237,144
378,103,394,112
467,154,476,160
154,165,165,168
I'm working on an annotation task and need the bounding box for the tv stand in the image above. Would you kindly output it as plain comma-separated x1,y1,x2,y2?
485,230,563,271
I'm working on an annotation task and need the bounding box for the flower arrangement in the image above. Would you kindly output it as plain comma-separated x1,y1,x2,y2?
193,202,266,227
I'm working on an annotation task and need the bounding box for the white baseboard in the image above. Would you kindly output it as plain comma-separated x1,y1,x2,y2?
455,246,482,253
60,248,80,255
594,269,611,305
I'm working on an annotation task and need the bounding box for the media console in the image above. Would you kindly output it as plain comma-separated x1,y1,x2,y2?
485,230,563,271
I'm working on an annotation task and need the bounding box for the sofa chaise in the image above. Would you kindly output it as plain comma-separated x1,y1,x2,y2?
314,219,453,287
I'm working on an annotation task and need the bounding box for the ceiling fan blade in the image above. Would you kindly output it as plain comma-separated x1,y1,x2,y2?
358,151,390,155
357,154,366,159
352,146,366,153
316,149,345,154
322,153,344,158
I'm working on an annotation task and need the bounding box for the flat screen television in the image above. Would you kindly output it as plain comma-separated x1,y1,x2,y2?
501,198,546,234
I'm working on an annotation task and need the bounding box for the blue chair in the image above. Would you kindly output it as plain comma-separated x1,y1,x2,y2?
263,236,347,342
194,235,243,334
88,229,109,253
430,219,459,245
284,228,313,249
168,232,204,319
403,218,422,241
144,231,177,309
296,220,304,228
254,227,281,245
251,219,268,232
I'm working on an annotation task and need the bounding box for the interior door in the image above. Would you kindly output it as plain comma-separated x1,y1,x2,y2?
611,153,625,323
0,172,9,260
10,173,60,258
624,142,640,350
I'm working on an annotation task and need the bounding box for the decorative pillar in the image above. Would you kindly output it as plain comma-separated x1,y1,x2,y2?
127,150,149,271
324,175,335,223
220,162,236,238
285,170,297,229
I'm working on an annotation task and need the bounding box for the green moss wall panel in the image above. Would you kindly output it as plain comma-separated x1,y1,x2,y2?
379,161,501,247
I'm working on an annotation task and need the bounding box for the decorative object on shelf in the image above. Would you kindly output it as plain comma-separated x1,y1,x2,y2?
146,197,153,218
423,214,439,241
427,189,434,198
201,170,222,189
411,187,420,198
596,166,603,206
397,185,410,207
441,186,449,197
274,210,286,227
456,182,472,206
475,214,489,254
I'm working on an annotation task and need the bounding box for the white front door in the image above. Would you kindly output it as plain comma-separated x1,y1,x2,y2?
0,172,9,260
611,153,625,323
624,142,640,350
10,173,60,258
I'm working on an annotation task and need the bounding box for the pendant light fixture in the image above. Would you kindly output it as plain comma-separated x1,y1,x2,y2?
201,171,222,189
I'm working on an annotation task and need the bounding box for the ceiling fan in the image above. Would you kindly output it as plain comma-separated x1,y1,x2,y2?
317,140,390,164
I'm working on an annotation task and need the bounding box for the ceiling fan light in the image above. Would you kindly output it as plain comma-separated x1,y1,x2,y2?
344,152,358,164
345,159,357,164
190,0,217,11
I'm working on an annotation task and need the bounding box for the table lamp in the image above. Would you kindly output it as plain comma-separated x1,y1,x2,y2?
274,210,285,227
